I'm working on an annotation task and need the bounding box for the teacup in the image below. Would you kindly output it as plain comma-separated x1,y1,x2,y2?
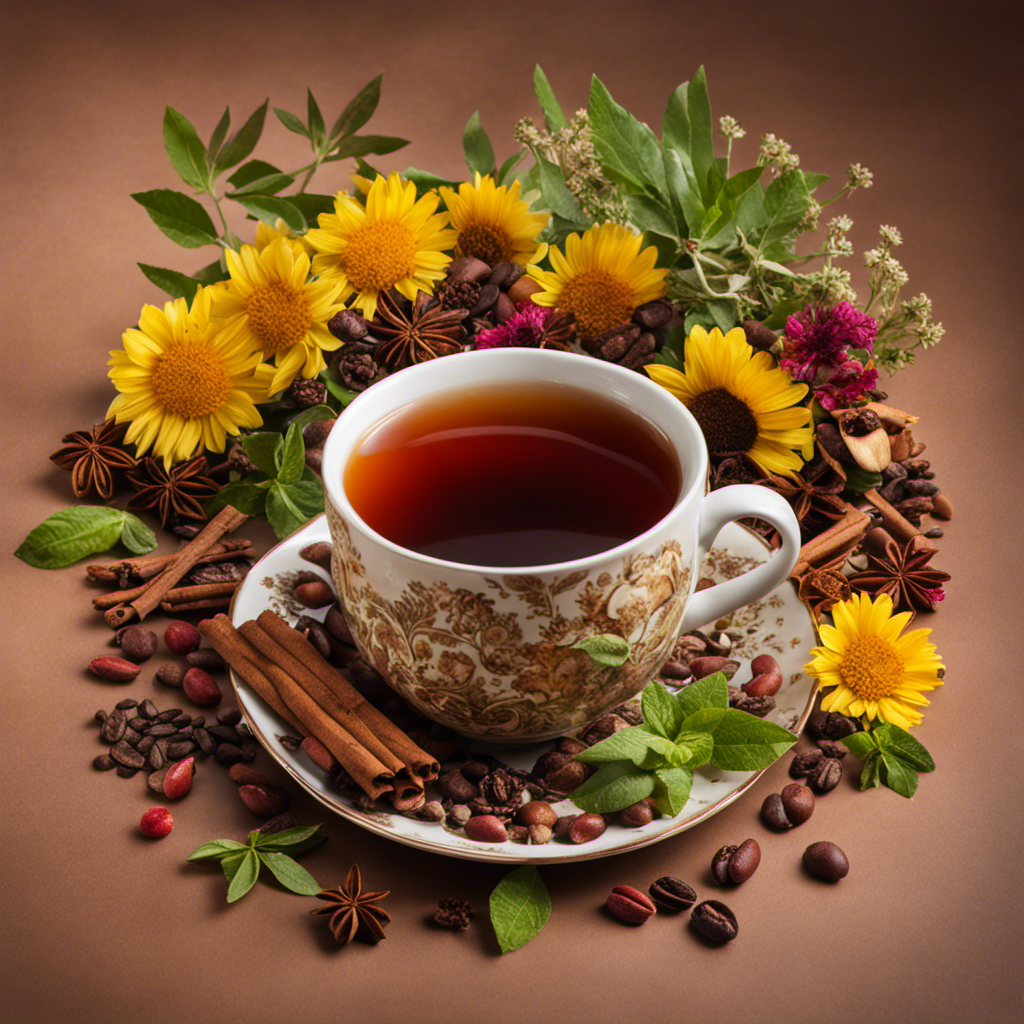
321,348,800,744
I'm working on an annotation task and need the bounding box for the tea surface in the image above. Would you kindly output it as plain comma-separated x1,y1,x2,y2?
344,382,681,567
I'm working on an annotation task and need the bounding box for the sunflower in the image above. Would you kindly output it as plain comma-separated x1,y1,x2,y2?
527,222,667,340
107,286,273,468
252,219,315,259
210,238,345,395
646,325,814,474
305,172,457,320
805,591,944,729
438,172,549,267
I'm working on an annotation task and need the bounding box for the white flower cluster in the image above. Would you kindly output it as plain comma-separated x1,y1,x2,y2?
718,115,746,140
758,133,800,175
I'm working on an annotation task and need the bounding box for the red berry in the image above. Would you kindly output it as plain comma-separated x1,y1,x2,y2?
162,757,195,800
140,806,173,838
183,667,222,706
164,621,201,655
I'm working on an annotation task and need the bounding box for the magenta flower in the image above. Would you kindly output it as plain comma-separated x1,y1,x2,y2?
780,301,877,383
815,359,880,411
474,304,551,349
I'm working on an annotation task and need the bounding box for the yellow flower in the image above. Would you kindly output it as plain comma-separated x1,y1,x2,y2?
527,222,667,339
210,238,345,395
646,325,814,474
438,172,549,267
252,219,315,259
107,287,273,468
805,591,944,729
305,172,457,320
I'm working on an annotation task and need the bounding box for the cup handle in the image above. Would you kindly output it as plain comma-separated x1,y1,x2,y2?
676,484,802,635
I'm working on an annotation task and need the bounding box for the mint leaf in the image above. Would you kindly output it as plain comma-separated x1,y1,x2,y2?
186,839,248,861
463,111,495,176
859,751,882,790
571,633,630,667
252,825,323,849
226,849,261,902
204,480,268,519
873,723,935,773
257,851,321,895
490,866,551,955
673,731,714,768
119,514,157,556
241,431,283,476
678,705,728,736
879,751,919,799
16,506,131,569
641,681,684,738
707,709,796,771
575,725,670,766
841,731,880,761
652,766,693,816
220,850,248,882
277,422,305,486
675,672,729,719
569,761,655,813
131,189,218,248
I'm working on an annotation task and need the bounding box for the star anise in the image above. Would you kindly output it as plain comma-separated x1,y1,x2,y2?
848,536,950,612
370,290,467,371
126,455,220,527
763,461,848,538
49,418,137,500
797,567,853,621
310,865,391,945
535,310,576,351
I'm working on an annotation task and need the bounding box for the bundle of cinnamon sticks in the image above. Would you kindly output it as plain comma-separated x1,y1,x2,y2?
199,610,439,809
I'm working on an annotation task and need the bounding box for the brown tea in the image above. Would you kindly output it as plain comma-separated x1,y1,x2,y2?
343,381,681,567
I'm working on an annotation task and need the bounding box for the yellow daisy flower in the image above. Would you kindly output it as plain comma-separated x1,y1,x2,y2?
305,172,457,320
438,172,549,267
252,219,314,259
805,591,944,729
210,238,346,396
646,325,814,474
107,287,273,468
527,222,667,340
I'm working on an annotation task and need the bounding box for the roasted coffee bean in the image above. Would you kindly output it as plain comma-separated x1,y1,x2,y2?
711,845,737,884
803,841,849,881
294,616,333,660
236,722,252,739
728,839,761,883
649,876,696,913
568,813,606,844
94,709,108,724
170,714,193,727
167,741,196,760
238,783,288,818
147,745,166,771
532,750,570,778
123,728,143,748
216,708,242,727
137,699,158,719
214,743,244,766
194,728,215,755
100,710,127,744
167,728,193,742
515,801,558,828
809,757,843,794
789,748,825,778
579,713,628,746
295,580,335,608
92,753,116,771
111,740,145,769
761,792,792,830
155,709,181,723
119,626,158,662
808,710,861,740
546,760,588,793
186,648,227,672
136,735,156,755
145,723,175,738
114,698,138,711
208,724,241,744
125,716,146,732
606,885,657,925
229,764,276,787
191,716,205,728
116,765,139,778
730,692,776,717
261,812,301,835
619,801,654,828
238,742,258,763
690,900,738,942
816,738,847,760
156,663,186,688
780,783,815,825
556,737,588,756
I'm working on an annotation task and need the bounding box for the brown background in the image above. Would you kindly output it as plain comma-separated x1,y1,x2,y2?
3,2,1022,1022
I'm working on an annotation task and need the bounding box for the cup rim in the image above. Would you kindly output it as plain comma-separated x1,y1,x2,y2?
321,348,708,575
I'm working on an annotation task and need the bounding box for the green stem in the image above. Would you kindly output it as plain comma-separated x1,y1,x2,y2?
692,251,742,302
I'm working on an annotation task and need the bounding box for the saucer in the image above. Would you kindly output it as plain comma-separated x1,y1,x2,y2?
229,515,818,864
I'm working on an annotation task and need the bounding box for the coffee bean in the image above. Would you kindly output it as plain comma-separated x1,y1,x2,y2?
138,699,159,719
147,745,166,771
229,764,276,787
295,617,333,660
145,723,174,738
190,716,205,728
236,722,251,739
156,663,186,688
125,716,146,733
761,792,792,830
166,741,196,760
809,757,843,794
100,710,127,744
463,815,508,842
515,801,557,828
119,626,158,662
154,709,180,723
711,845,737,884
115,765,139,778
789,749,825,778
92,753,116,771
323,604,354,645
216,708,242,727
114,698,138,711
186,648,227,672
728,839,761,883
781,783,815,825
123,728,143,748
208,724,241,744
649,876,696,912
553,814,578,839
214,743,244,766
568,813,606,844
171,713,193,727
239,742,257,763
94,709,108,724
438,769,480,804
166,730,192,743
546,760,587,793
261,812,301,835
606,885,657,925
295,580,335,608
194,728,215,755
816,738,847,760
803,841,849,881
137,735,156,755
690,900,738,943
111,740,145,769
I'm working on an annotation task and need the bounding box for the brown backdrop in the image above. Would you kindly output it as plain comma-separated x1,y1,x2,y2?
3,2,1022,1022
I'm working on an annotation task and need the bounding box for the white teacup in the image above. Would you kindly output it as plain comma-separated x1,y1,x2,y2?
321,348,800,744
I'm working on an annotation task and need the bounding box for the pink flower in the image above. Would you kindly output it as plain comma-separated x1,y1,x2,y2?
780,301,877,383
815,359,880,411
475,304,551,349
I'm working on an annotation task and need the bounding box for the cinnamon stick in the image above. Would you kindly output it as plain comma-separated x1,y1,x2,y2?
160,596,234,613
862,488,928,546
792,505,871,578
86,540,251,582
256,610,439,782
95,580,239,610
104,506,248,628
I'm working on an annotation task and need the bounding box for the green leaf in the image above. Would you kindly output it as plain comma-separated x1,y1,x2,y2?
131,189,218,248
673,731,714,768
859,750,882,790
528,149,582,223
257,851,321,894
137,263,200,303
802,171,830,192
588,75,665,194
241,431,283,476
16,506,130,569
329,74,383,142
204,480,268,519
327,135,409,161
758,172,810,252
220,850,248,882
277,422,305,485
288,405,335,431
575,725,670,766
252,824,323,849
323,377,360,407
287,193,336,223
533,65,567,132
233,196,306,235
569,761,656,813
207,106,231,163
496,152,523,186
707,709,797,771
843,466,883,494
463,111,496,177
685,66,715,205
873,723,935,773
163,106,211,191
879,751,919,798
678,705,728,736
215,100,268,173
227,159,293,196
490,866,551,955
186,839,248,861
266,482,312,538
273,106,309,139
192,258,228,286
675,672,729,719
226,848,261,903
841,731,880,761
119,514,157,556
662,147,704,238
307,89,326,149
625,194,678,240
641,681,684,738
399,167,460,199
651,766,693,816
571,633,630,667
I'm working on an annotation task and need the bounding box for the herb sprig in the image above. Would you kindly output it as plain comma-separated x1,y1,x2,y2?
489,866,551,954
841,722,935,798
15,505,157,569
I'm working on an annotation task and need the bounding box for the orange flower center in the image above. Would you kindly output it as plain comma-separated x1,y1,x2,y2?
839,636,904,701
243,283,312,353
151,344,230,419
342,221,418,294
457,222,515,267
556,269,635,339
686,387,760,456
